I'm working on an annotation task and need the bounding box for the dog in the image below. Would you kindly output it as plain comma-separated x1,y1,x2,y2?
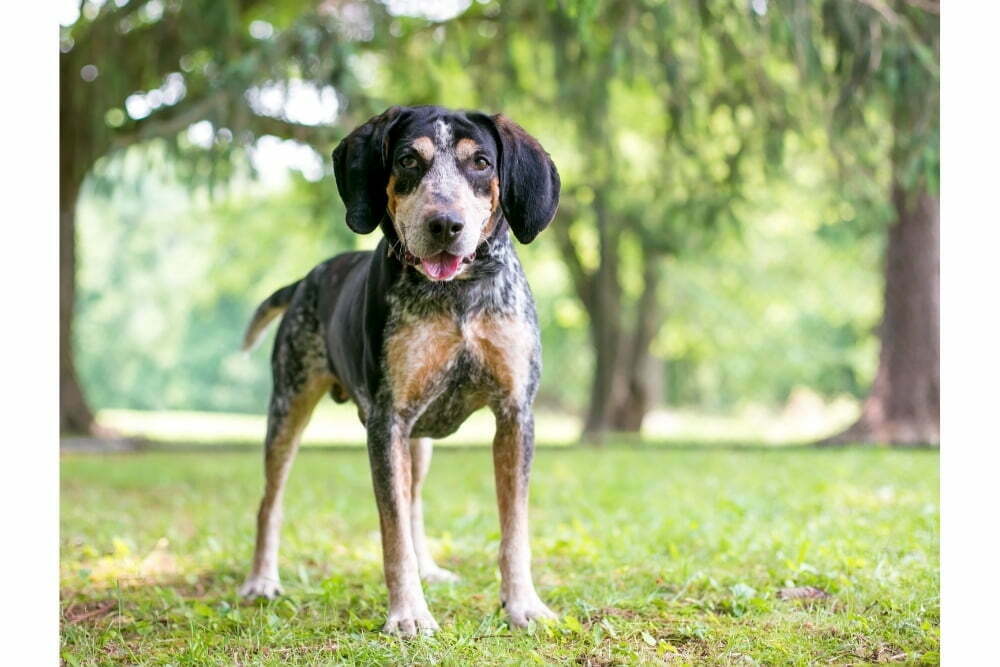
238,105,561,636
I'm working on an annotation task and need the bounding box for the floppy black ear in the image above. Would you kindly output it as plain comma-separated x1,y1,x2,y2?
484,114,560,244
331,106,406,234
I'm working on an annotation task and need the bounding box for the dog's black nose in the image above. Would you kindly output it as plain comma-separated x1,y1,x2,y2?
427,214,464,242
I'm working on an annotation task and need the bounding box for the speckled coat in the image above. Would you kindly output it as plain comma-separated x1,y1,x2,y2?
238,105,561,635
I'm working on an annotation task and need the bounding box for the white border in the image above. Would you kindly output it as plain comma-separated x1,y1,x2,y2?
940,2,1000,663
0,2,59,662
2,1,990,661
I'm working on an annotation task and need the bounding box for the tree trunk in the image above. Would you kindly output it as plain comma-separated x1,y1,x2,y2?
581,193,625,442
609,252,663,432
60,175,96,435
581,233,665,440
551,193,665,443
581,305,624,442
822,183,939,446
60,50,96,435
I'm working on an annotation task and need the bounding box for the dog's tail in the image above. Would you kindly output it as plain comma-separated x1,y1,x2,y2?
241,280,302,352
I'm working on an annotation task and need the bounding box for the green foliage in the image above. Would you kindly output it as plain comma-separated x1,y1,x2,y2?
76,151,358,413
775,0,940,197
69,0,937,415
75,146,879,413
61,446,939,664
61,0,389,192
659,141,884,409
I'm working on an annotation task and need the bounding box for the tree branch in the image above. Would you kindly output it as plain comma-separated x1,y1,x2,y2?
112,86,370,155
628,248,664,373
240,112,343,148
112,92,226,149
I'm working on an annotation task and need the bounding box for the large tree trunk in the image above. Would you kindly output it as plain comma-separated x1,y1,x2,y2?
823,183,939,446
60,52,97,435
60,176,96,435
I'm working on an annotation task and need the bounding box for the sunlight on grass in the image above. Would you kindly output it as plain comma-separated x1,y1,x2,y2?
97,390,858,446
61,447,938,664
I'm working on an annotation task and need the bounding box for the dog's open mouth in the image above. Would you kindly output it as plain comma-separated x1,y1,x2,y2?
418,251,475,281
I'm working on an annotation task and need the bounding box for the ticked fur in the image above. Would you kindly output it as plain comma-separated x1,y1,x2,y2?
380,234,541,437
244,107,559,637
386,124,498,265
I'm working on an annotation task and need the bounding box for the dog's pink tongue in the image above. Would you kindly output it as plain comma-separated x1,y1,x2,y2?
421,252,463,280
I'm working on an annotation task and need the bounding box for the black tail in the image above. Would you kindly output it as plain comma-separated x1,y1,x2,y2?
241,280,302,351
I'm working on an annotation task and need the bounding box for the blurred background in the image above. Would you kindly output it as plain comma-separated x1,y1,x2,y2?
59,0,939,448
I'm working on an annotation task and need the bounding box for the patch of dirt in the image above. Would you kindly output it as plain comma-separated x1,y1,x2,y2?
659,636,721,662
777,585,845,611
600,606,640,620
582,606,642,630
597,607,639,620
62,600,117,625
60,436,147,453
777,586,830,601
576,653,613,667
799,621,844,639
853,640,908,663
165,573,229,599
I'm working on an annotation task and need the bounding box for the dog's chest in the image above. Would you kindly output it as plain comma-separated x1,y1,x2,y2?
384,311,536,434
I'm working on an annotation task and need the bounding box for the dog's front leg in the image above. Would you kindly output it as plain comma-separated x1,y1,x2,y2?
367,411,439,636
493,410,557,627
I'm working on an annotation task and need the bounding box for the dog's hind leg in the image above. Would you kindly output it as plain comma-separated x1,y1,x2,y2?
241,300,331,600
239,375,329,599
409,438,460,583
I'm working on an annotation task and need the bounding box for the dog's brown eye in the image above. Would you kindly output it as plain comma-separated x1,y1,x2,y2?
398,155,418,169
473,156,490,171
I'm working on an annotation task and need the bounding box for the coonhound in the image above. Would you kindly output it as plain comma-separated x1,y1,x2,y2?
238,105,561,636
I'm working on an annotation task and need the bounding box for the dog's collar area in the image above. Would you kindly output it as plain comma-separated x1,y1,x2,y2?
386,244,421,265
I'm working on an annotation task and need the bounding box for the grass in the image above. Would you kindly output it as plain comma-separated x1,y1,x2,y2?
95,397,859,447
61,445,939,665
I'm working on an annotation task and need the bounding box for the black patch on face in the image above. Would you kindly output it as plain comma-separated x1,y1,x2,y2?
331,107,404,234
467,113,560,244
387,111,500,201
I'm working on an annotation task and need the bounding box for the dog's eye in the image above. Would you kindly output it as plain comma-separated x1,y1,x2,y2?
473,156,490,171
398,155,418,169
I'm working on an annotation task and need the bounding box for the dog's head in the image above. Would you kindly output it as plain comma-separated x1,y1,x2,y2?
332,106,560,281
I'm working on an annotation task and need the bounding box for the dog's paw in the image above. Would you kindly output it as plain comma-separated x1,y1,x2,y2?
503,592,557,629
239,575,283,600
382,605,440,637
421,565,460,584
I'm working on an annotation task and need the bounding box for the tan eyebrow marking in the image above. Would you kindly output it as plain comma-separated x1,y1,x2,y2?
410,136,435,161
456,138,480,161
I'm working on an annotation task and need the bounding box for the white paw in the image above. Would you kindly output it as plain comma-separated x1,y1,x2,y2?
382,604,440,637
504,592,557,628
421,565,460,584
239,575,283,600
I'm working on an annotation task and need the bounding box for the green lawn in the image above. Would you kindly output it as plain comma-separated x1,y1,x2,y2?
61,446,939,665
